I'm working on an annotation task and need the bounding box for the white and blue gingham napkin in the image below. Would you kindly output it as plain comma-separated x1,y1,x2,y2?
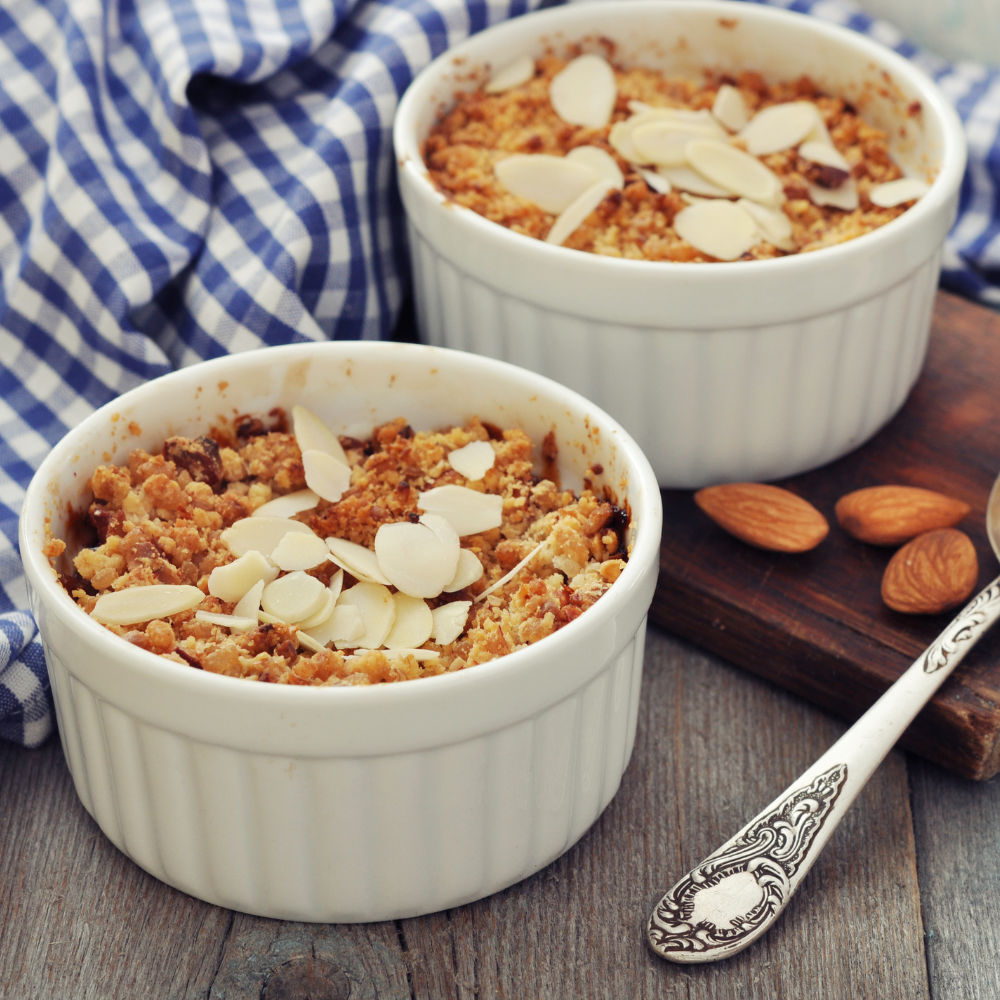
2,0,998,748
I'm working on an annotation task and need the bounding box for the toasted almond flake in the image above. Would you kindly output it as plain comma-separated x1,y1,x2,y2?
374,516,460,598
443,548,485,593
712,84,750,132
674,200,760,261
92,584,204,625
638,168,671,194
327,568,344,605
304,603,364,646
325,536,391,585
609,108,722,165
292,405,349,466
806,112,834,147
736,199,795,252
870,177,930,207
546,178,615,246
447,440,496,480
739,101,819,156
221,516,315,558
384,593,434,649
257,610,286,625
261,571,328,623
807,177,859,211
295,588,337,630
657,165,731,198
296,631,327,654
549,54,616,128
335,582,395,650
251,488,321,519
302,448,351,504
685,140,784,208
475,539,547,603
485,54,534,93
270,531,332,572
233,579,265,620
798,141,849,172
417,485,504,536
431,601,472,645
633,121,728,167
208,550,279,603
494,154,601,214
566,146,624,188
608,120,642,164
195,610,258,632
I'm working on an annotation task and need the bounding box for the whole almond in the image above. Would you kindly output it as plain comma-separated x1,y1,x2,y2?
881,528,978,614
694,483,829,552
836,485,969,546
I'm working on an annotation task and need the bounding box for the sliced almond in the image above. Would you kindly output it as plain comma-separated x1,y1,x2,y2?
807,177,859,211
685,140,784,207
195,610,258,632
221,516,315,558
448,440,496,481
350,648,441,662
302,448,351,504
374,515,461,598
494,154,600,214
475,539,547,602
233,579,265,620
325,536,391,585
208,550,280,603
304,603,364,647
261,571,328,623
443,548,485,592
292,405,349,467
632,121,728,168
431,601,472,645
566,146,625,188
870,177,930,208
798,141,849,172
712,85,750,132
335,582,395,649
657,165,731,198
673,200,760,261
327,567,344,605
92,584,205,626
270,531,332,572
295,588,337,630
638,168,671,194
417,485,504,536
485,54,534,94
549,54,616,128
739,101,820,156
251,489,321,519
736,198,795,252
546,178,615,246
296,631,327,654
384,593,434,649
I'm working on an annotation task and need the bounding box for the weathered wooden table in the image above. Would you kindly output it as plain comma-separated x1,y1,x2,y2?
2,626,999,999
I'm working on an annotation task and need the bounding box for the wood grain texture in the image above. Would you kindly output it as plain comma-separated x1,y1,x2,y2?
653,291,1000,780
0,629,931,999
908,758,1000,1000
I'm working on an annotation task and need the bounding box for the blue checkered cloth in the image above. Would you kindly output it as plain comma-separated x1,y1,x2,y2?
2,0,999,748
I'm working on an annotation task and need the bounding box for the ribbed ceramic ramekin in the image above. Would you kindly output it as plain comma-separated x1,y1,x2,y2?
20,342,661,922
394,0,966,488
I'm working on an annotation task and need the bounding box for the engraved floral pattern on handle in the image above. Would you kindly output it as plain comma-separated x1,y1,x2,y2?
647,764,848,960
918,582,1000,674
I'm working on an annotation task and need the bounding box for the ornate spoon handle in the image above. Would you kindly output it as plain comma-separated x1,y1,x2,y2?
647,575,1000,964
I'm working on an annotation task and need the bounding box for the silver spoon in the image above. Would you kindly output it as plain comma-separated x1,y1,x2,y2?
647,474,1000,963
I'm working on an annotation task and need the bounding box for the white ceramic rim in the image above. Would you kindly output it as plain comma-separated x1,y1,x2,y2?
21,341,662,737
394,0,967,286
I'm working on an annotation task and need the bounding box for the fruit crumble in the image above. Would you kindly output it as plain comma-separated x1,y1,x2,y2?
50,408,628,686
422,50,929,262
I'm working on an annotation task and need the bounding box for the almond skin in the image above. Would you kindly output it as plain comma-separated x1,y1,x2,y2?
694,483,829,553
836,485,970,546
881,528,978,615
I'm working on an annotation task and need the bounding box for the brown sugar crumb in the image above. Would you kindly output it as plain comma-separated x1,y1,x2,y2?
424,56,909,260
58,414,628,687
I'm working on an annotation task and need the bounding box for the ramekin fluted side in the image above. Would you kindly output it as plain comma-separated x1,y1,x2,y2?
411,221,940,488
41,621,646,922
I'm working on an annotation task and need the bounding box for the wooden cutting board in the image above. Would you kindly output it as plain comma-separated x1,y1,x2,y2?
652,291,1000,780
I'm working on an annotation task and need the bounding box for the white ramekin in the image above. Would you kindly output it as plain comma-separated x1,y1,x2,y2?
394,0,967,488
20,342,661,922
